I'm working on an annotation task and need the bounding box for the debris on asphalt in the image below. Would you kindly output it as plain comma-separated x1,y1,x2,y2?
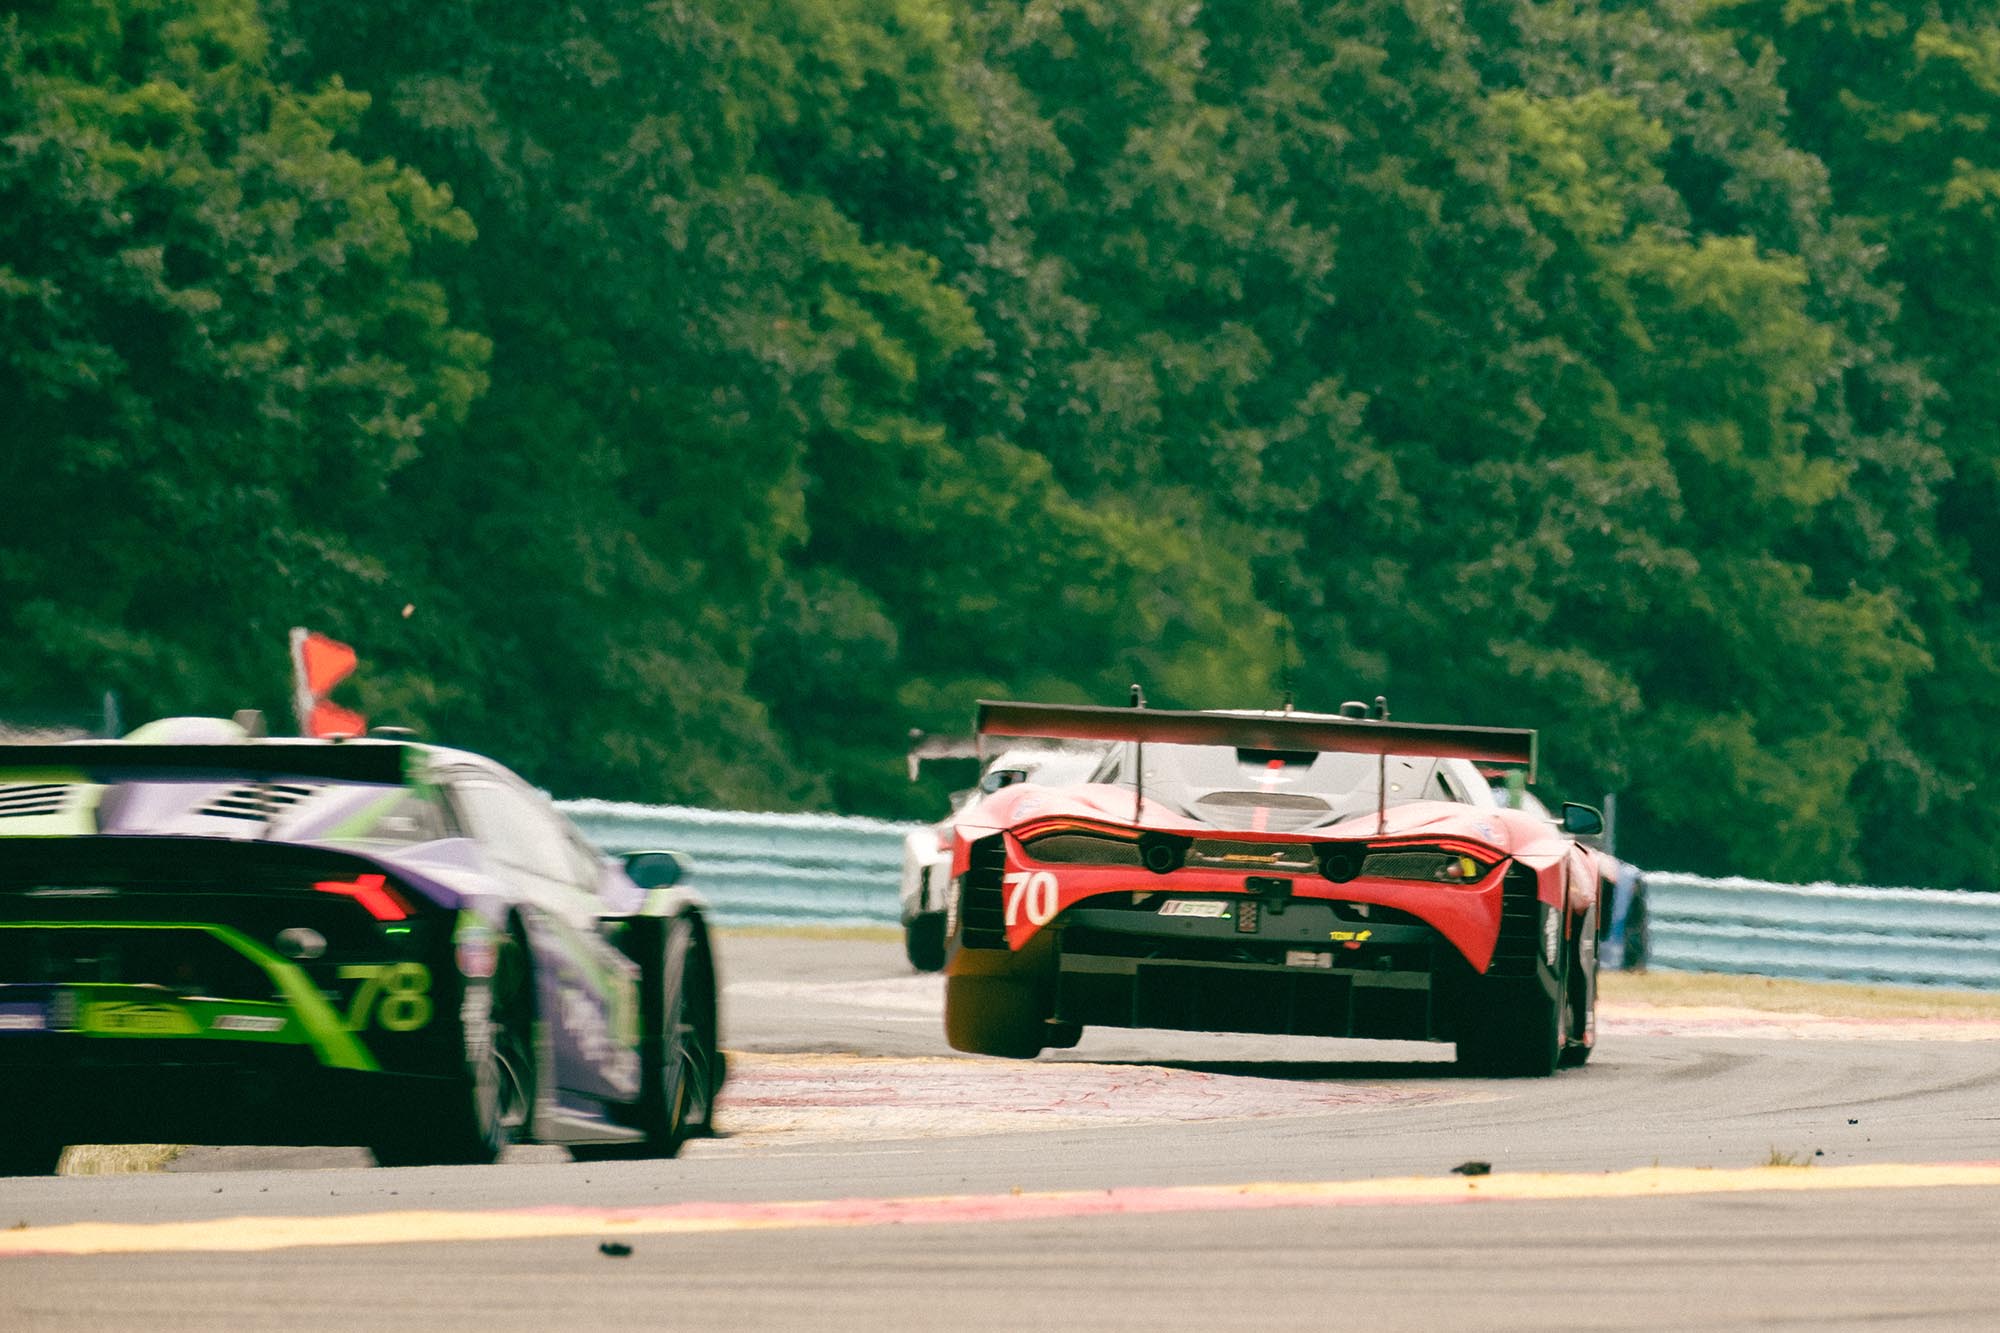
599,1242,633,1258
1451,1161,1492,1176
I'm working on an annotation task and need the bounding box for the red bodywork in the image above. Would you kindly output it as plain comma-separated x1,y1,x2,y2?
939,702,1604,1068
950,784,1597,968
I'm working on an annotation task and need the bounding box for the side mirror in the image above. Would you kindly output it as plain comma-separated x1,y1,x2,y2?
1560,803,1605,837
979,768,1029,794
622,850,690,890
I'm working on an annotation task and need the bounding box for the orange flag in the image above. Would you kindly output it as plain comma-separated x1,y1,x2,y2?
290,628,365,737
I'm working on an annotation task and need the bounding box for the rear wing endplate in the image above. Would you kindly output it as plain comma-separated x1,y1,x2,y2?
975,701,1537,782
0,741,414,786
905,731,982,782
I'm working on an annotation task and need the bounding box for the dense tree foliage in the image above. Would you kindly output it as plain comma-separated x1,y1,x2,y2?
4,0,1997,885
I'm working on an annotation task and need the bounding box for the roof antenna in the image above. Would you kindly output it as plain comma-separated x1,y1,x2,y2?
1277,585,1296,713
1129,682,1146,824
1372,695,1392,834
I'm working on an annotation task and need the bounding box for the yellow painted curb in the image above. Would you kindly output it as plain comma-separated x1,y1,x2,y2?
6,1162,1999,1257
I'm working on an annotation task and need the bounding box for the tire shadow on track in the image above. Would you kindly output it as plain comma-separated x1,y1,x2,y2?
1082,1058,1470,1083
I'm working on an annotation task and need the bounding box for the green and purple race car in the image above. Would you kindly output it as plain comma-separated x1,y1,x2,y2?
0,718,722,1174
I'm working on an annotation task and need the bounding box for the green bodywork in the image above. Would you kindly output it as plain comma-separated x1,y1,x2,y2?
0,769,101,836
0,922,379,1071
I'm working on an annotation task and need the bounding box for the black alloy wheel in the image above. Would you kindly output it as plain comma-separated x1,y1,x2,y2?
574,917,717,1161
644,919,716,1156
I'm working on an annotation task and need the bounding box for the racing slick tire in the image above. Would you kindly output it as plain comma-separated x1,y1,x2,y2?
903,912,947,973
1448,944,1568,1080
1559,938,1596,1068
1456,972,1566,1078
944,976,1046,1059
0,1133,65,1177
604,917,719,1159
370,926,538,1167
649,917,719,1153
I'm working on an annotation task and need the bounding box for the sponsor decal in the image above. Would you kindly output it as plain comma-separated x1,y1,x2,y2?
460,989,492,1057
210,1014,287,1034
559,980,640,1098
1285,950,1332,969
0,1003,47,1033
82,1001,200,1036
453,921,497,979
1158,900,1229,919
1328,929,1373,942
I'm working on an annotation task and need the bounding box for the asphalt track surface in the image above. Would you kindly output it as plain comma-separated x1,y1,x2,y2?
7,933,2000,1330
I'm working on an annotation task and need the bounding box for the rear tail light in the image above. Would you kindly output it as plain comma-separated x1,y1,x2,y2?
314,874,411,921
1022,830,1145,867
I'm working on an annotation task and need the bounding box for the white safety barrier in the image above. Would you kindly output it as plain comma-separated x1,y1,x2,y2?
1644,873,2000,990
558,802,2000,989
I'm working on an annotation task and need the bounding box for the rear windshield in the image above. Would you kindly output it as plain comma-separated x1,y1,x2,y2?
1091,743,1472,831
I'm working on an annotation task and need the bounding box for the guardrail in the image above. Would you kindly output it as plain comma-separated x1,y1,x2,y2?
1644,873,2000,991
559,802,2000,989
559,800,916,927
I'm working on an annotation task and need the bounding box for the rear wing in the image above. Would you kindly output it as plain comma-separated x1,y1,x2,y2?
0,741,415,786
975,701,1537,782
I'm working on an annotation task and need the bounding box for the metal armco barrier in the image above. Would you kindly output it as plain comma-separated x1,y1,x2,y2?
558,800,918,927
1645,873,2000,990
559,802,2000,989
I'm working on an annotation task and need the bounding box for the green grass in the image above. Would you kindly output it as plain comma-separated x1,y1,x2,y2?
59,1145,182,1175
1603,969,2000,1019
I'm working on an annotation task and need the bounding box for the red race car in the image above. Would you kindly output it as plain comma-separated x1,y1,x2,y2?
941,698,1605,1075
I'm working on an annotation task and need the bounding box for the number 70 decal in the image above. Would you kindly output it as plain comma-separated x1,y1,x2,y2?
1003,871,1059,927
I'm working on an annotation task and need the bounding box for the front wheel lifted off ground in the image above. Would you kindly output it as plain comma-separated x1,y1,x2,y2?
944,975,1046,1058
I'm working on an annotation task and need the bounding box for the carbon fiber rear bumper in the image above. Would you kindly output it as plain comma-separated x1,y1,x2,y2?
1050,900,1478,1041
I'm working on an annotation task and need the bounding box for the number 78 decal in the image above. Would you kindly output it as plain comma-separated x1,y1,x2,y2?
1003,871,1059,927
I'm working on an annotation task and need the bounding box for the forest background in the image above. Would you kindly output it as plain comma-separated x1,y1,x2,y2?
4,0,1997,887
